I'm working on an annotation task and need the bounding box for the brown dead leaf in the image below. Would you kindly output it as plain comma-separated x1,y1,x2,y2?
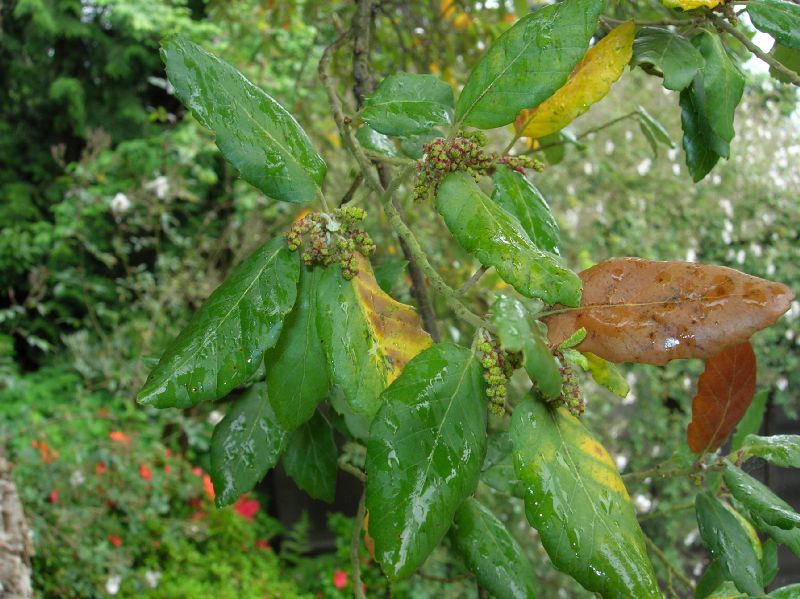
687,342,756,454
544,258,793,365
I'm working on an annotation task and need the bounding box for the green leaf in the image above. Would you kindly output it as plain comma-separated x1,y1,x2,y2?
137,238,300,408
455,0,607,129
724,461,800,529
639,119,661,158
511,399,659,598
692,31,745,158
541,133,567,165
265,266,329,431
160,36,325,203
436,172,581,306
770,583,800,598
705,582,747,598
491,165,561,255
399,130,442,160
365,343,486,580
679,85,721,182
210,383,288,507
638,105,676,159
355,125,401,157
740,434,800,468
373,258,409,293
695,560,727,599
450,497,540,599
361,73,454,137
695,492,764,596
558,326,587,349
632,27,705,91
762,538,778,587
585,352,629,397
282,410,338,503
316,257,432,422
731,390,769,451
749,0,800,50
769,43,800,82
751,512,800,558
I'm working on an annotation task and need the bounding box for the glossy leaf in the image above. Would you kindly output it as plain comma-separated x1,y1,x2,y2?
695,560,727,599
436,172,581,306
516,21,634,139
481,432,524,497
751,512,800,558
637,105,676,158
455,0,606,129
585,352,629,397
762,538,779,586
770,584,800,598
282,410,338,503
740,434,800,468
355,125,401,157
266,266,329,431
450,497,540,599
543,257,794,365
632,27,705,91
680,85,721,182
705,582,746,598
731,390,769,451
361,73,454,137
688,342,756,454
749,0,800,50
695,493,764,596
491,165,561,255
664,0,721,8
691,31,745,159
724,461,800,529
365,343,486,580
317,255,432,421
769,43,800,82
138,237,300,408
399,130,443,160
511,399,659,598
160,36,325,203
210,383,288,507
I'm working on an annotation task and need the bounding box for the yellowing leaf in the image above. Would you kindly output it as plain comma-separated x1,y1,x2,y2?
516,21,635,139
440,0,456,18
663,0,721,9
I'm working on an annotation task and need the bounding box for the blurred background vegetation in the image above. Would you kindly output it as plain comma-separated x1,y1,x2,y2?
1,0,798,596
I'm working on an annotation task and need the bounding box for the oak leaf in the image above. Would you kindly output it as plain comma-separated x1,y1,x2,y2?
544,258,793,365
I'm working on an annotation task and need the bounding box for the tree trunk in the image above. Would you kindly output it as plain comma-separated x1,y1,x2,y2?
0,456,33,598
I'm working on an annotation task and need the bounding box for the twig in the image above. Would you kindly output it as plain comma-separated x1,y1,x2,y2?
340,173,363,206
459,265,489,294
339,458,368,482
707,12,800,87
623,464,696,484
637,501,696,523
362,149,416,166
643,533,695,591
351,491,367,599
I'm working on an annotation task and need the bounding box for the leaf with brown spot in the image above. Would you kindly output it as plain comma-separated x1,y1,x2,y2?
688,342,757,454
543,258,793,365
316,254,433,421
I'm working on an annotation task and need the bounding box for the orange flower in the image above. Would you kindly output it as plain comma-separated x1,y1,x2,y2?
332,570,348,589
139,465,153,480
109,431,131,444
108,535,122,547
96,462,107,475
202,474,215,501
33,440,59,463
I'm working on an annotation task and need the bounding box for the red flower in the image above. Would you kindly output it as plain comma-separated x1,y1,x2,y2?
202,474,215,501
332,570,348,589
233,495,260,521
255,539,271,550
109,431,131,444
164,464,172,475
108,535,122,547
139,465,153,480
95,462,107,475
165,449,173,458
190,511,205,520
191,466,203,477
48,490,59,504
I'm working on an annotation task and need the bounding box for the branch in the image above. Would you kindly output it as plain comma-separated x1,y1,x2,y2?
459,265,489,295
351,491,367,599
708,12,800,87
643,533,695,591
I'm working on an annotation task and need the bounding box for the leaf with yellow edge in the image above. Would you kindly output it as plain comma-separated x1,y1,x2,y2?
316,254,433,421
584,352,629,398
663,0,721,9
511,399,660,598
516,21,635,139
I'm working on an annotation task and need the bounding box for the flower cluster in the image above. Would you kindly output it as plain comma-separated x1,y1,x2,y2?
478,333,523,416
286,207,376,279
557,359,585,417
412,133,544,202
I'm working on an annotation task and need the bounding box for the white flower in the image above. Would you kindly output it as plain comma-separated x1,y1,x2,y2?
582,162,594,176
672,163,680,176
777,376,788,391
668,147,679,161
633,493,652,513
604,140,615,154
144,175,170,199
614,454,629,471
624,129,634,142
70,470,85,487
110,192,131,215
636,158,652,176
106,575,122,596
144,570,161,589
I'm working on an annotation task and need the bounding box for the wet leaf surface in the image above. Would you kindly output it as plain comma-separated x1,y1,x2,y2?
749,0,800,51
138,237,300,408
543,258,793,365
680,84,721,182
632,27,705,91
511,399,660,598
584,352,629,398
210,383,287,507
282,410,338,503
724,461,800,529
437,172,581,306
491,165,561,255
361,73,454,137
740,434,800,468
517,21,634,139
266,266,329,431
695,493,764,596
687,342,756,454
161,36,325,203
730,389,769,451
355,125,401,157
450,497,540,599
365,343,486,580
316,255,432,421
455,0,606,129
751,511,800,559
